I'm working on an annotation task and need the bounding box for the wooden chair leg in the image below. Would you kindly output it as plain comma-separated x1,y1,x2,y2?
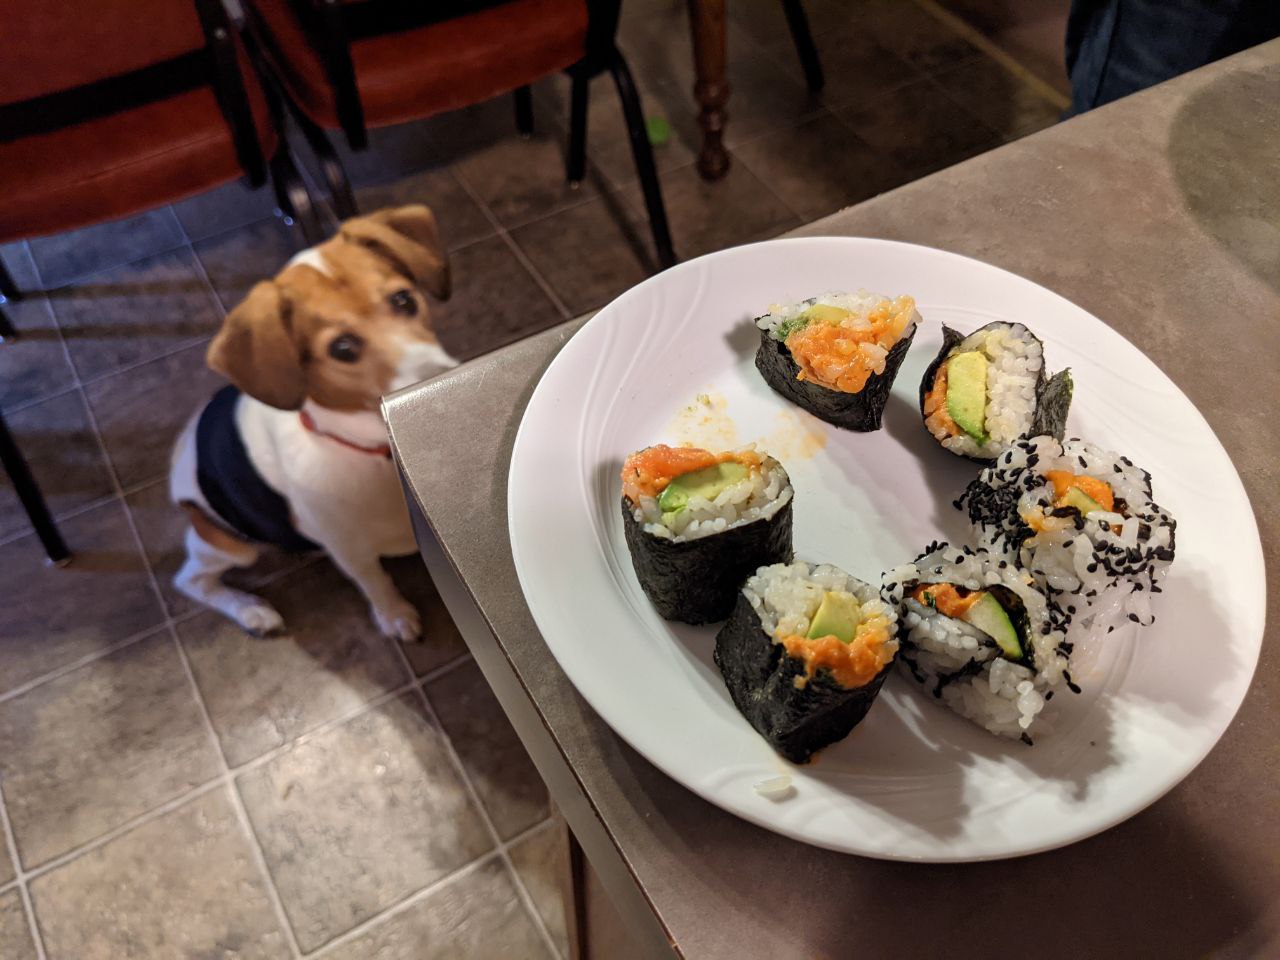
781,0,825,91
559,815,589,960
293,110,359,220
608,51,676,269
0,410,69,564
566,70,590,185
269,146,324,246
515,84,534,137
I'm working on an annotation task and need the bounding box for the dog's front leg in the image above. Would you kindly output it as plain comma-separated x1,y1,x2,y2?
324,541,422,642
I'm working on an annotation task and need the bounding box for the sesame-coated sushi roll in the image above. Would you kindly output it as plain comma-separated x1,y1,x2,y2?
754,291,919,431
881,543,1070,742
957,436,1177,643
715,561,898,763
920,322,1072,461
621,445,793,624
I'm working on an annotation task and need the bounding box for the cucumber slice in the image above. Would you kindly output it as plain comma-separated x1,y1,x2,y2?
1063,485,1104,515
962,592,1022,659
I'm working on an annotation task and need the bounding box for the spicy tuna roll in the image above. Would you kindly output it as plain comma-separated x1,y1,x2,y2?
881,543,1070,741
958,436,1177,641
755,291,920,431
920,322,1072,461
715,561,898,763
621,444,793,624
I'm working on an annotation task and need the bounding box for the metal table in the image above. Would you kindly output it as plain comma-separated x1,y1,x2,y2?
385,41,1280,959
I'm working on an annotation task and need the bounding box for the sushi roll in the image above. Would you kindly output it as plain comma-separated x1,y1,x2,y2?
714,561,898,763
621,444,793,624
881,543,1069,741
919,322,1073,461
754,291,920,431
957,436,1177,641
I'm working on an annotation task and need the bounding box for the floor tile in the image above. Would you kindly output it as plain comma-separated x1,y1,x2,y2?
728,0,867,49
838,76,1004,177
0,390,114,542
0,827,13,886
124,479,307,620
624,161,800,262
768,21,926,114
50,246,223,383
0,248,76,411
335,119,440,188
508,822,569,959
936,0,1071,95
237,693,492,951
0,632,220,868
356,166,496,251
0,890,36,960
178,560,411,767
0,499,165,696
30,789,290,960
194,216,307,314
509,195,653,315
27,208,185,288
388,556,470,677
324,858,552,960
427,236,564,360
83,341,224,489
426,659,549,841
447,108,601,231
172,177,282,244
734,112,912,220
933,56,1063,140
863,0,984,72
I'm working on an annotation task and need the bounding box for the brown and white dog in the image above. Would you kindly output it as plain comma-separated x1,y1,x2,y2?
169,205,457,640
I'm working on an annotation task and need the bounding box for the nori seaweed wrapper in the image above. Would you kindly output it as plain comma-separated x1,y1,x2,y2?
622,497,793,624
713,592,894,763
918,322,1073,461
754,324,917,432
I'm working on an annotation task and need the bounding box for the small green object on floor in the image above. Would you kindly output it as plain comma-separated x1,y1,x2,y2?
646,115,671,147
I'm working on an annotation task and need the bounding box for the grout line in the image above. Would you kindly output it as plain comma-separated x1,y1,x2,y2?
909,0,1071,110
168,624,306,960
396,643,563,960
304,848,502,958
448,166,573,320
418,650,474,686
0,784,47,960
0,621,170,705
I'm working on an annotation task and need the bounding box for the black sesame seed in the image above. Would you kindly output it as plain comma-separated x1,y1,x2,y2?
1128,612,1140,623
1020,733,1034,746
1045,690,1055,700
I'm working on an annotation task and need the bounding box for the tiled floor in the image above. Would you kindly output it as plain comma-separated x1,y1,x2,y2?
0,1,1066,956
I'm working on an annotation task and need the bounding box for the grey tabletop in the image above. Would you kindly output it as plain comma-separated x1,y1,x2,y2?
386,42,1280,960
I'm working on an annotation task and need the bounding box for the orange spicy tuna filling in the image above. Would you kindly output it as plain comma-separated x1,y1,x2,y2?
910,582,983,619
1043,470,1115,512
779,613,895,689
785,296,915,394
620,444,760,505
922,360,960,437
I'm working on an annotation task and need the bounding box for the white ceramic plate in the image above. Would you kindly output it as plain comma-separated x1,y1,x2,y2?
507,238,1264,862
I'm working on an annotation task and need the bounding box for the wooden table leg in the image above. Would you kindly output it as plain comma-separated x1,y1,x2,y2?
687,0,730,181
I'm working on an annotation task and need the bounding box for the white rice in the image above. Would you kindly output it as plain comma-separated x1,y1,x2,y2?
742,560,896,650
881,543,1068,740
962,436,1176,648
924,323,1043,459
631,452,792,542
756,290,917,340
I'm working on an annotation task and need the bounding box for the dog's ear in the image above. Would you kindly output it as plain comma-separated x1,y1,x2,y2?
207,281,308,410
341,204,451,302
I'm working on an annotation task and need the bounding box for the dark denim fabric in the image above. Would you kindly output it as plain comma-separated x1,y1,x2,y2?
1066,0,1280,115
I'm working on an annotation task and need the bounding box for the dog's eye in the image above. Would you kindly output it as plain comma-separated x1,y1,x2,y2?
328,333,364,363
387,290,418,316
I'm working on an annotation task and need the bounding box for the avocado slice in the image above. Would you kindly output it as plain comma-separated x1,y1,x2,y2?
945,351,989,443
806,591,862,644
804,304,852,325
656,461,749,513
1062,485,1105,515
962,592,1022,659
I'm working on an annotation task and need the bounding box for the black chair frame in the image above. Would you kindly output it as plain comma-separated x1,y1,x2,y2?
0,0,320,562
253,0,677,268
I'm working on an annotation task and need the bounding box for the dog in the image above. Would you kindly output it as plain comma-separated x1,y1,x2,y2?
169,204,457,641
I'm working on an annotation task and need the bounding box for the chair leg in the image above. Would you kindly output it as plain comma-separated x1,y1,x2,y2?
566,70,590,185
0,306,15,342
514,85,534,137
269,147,324,247
0,258,18,342
0,410,69,564
781,0,824,91
607,52,676,269
293,110,359,220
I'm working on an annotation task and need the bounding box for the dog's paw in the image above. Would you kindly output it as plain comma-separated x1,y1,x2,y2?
236,602,286,638
372,598,422,642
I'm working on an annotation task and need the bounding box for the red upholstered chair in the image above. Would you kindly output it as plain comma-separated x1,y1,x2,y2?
242,0,677,267
0,0,317,563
